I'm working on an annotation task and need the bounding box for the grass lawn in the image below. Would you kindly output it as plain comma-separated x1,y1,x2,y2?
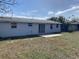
0,31,79,59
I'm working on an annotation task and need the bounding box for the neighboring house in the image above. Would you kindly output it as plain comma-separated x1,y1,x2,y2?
61,22,79,32
0,16,61,38
68,22,79,31
78,24,79,30
61,24,69,32
68,24,78,32
77,21,79,31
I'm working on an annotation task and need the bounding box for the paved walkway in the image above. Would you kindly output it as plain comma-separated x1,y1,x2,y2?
40,34,62,38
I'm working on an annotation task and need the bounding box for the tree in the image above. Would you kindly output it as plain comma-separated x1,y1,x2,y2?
48,16,66,23
48,17,58,21
58,16,66,23
0,0,16,14
71,17,79,22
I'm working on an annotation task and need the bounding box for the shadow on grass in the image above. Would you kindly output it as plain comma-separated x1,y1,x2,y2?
0,35,41,41
0,32,62,41
68,31,78,33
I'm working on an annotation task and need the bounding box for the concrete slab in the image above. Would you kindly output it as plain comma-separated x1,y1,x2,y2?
40,34,62,38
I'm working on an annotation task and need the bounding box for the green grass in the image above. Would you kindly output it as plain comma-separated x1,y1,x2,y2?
0,31,79,59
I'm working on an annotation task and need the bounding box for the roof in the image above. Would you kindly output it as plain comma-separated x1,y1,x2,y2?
68,21,79,24
0,16,61,24
70,22,79,24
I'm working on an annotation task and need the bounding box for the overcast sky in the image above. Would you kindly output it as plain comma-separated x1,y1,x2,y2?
7,0,79,18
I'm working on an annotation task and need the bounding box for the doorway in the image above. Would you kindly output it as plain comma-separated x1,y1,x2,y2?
39,24,45,34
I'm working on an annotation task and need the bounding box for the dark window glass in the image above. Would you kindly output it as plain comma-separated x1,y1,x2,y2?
50,24,53,29
56,24,59,28
11,23,17,28
28,23,32,26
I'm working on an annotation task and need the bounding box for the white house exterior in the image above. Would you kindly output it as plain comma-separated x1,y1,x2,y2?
0,16,61,38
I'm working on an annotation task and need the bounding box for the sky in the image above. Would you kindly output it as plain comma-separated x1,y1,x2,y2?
4,0,79,19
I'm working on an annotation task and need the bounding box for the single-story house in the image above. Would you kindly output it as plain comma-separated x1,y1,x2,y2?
61,24,69,32
0,16,61,38
61,22,79,32
68,23,78,32
76,22,79,30
78,24,79,30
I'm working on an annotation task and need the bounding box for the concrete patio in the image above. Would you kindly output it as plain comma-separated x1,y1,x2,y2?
40,34,62,38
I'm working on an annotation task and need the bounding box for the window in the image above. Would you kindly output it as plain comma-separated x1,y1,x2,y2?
56,24,59,28
28,23,32,26
50,24,53,29
11,23,17,28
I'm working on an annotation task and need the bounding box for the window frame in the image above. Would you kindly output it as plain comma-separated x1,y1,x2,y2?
56,24,59,28
11,23,17,28
50,24,53,29
28,23,32,27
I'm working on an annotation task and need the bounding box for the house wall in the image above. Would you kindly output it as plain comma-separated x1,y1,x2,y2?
45,24,61,34
68,24,78,31
61,24,69,32
0,23,61,38
0,23,39,38
61,24,79,32
78,24,79,30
